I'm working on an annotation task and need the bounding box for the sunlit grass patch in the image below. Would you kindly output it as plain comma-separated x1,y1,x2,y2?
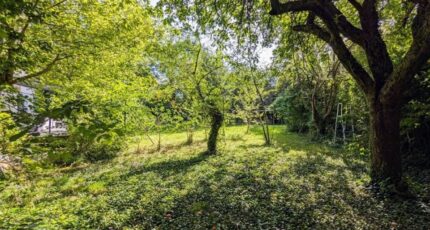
0,125,428,229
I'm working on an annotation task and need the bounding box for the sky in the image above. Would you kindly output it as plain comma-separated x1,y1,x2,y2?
259,47,274,67
149,0,274,68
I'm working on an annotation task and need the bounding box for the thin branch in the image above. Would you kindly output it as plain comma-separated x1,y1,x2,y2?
47,0,69,10
10,54,63,84
192,45,201,76
316,3,364,46
292,24,331,43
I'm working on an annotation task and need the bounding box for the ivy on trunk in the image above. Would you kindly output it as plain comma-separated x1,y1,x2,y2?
207,108,224,154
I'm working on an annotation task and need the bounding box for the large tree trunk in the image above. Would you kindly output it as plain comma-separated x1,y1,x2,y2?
315,119,327,136
269,0,430,193
207,108,224,154
368,97,403,188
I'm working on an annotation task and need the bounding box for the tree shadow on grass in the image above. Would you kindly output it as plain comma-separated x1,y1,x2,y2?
74,127,428,229
245,127,430,229
263,127,369,178
109,129,368,228
122,151,211,179
121,153,375,229
135,139,207,155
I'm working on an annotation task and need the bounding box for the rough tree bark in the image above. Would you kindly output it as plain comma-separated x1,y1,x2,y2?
368,98,402,182
270,0,430,189
207,107,224,154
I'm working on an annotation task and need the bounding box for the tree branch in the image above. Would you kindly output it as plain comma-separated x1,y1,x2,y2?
320,2,364,46
381,3,430,103
47,0,69,10
292,24,331,43
293,23,373,93
270,0,373,93
269,0,317,15
359,0,393,85
270,0,364,45
10,54,63,84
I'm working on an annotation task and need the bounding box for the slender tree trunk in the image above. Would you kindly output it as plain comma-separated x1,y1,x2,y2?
311,108,327,137
207,108,224,154
246,116,251,134
368,97,404,189
262,118,271,145
145,133,155,145
185,128,193,145
261,123,268,143
157,131,161,151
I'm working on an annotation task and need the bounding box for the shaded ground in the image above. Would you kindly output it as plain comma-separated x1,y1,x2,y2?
0,126,429,229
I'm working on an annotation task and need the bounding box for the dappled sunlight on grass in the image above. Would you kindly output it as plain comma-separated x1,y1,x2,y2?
0,126,428,229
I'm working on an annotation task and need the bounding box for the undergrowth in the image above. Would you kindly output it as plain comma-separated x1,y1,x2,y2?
0,126,428,229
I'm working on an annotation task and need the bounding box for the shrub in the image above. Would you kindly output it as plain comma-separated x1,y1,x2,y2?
67,118,124,162
47,151,77,166
271,89,310,133
0,112,27,154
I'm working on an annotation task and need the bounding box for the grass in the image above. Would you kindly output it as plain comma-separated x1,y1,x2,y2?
0,126,429,229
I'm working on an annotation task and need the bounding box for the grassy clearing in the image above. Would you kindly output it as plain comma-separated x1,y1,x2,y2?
0,126,429,229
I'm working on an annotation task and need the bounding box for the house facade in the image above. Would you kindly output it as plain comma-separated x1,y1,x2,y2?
1,83,68,137
30,118,68,136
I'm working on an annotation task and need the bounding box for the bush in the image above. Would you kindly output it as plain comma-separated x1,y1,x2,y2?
28,119,124,165
67,119,125,162
47,151,76,166
0,112,27,154
271,89,310,133
81,138,123,162
344,142,368,158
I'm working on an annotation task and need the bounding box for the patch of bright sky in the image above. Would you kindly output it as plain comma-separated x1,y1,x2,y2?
148,0,274,68
259,47,274,68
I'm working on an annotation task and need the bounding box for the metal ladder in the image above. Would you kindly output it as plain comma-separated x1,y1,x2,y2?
333,103,355,143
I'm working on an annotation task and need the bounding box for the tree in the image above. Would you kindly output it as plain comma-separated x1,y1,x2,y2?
0,0,160,159
268,0,430,189
229,42,276,145
153,38,232,154
274,42,344,137
39,0,157,134
1,0,76,86
1,0,152,87
241,68,274,145
192,46,229,154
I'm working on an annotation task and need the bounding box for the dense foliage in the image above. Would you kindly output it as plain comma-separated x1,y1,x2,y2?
0,0,429,228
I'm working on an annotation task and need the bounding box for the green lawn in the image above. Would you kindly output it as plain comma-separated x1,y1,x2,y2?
1,126,428,229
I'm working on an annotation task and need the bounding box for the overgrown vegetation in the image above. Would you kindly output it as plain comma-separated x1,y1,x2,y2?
1,126,429,229
1,0,430,228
